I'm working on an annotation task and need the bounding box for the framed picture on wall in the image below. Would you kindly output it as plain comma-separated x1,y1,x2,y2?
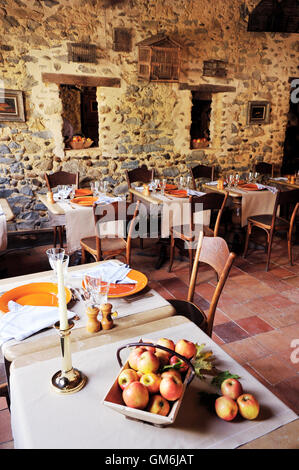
0,89,25,122
247,101,270,124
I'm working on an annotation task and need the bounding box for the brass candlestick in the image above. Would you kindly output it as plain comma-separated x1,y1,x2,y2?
51,320,87,394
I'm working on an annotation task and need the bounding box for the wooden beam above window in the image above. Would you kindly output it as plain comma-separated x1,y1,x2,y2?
180,83,236,93
42,73,121,88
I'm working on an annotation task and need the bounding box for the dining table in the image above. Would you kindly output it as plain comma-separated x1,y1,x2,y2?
8,314,299,449
129,186,210,268
38,192,125,254
202,181,278,252
0,260,175,383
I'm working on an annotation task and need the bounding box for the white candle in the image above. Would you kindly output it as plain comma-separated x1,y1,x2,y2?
56,259,69,330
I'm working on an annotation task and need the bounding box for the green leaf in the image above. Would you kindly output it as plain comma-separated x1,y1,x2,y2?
193,343,215,380
162,360,183,372
211,370,241,389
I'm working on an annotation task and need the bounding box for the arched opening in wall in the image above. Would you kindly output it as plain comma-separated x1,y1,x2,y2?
59,84,99,148
190,91,211,149
281,88,299,175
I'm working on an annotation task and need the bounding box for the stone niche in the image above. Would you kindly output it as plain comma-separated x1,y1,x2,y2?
0,0,298,232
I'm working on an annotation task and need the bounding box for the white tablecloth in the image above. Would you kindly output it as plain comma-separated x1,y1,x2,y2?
10,321,297,449
0,202,7,251
229,188,277,227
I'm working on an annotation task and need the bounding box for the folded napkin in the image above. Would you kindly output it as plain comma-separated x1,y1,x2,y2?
0,302,74,345
256,183,278,194
187,189,206,197
95,194,123,205
272,177,288,181
205,181,218,186
71,261,137,284
53,187,73,201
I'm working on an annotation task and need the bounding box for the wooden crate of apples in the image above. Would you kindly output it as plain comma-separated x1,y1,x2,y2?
103,337,196,427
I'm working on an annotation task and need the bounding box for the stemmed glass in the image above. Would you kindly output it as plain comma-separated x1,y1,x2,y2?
226,174,234,189
233,173,240,187
46,248,69,283
100,180,108,194
179,176,186,190
186,176,192,189
161,179,167,195
247,171,254,183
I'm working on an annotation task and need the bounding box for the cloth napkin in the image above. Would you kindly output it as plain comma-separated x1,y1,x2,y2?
71,261,137,284
0,302,74,345
187,189,206,197
95,194,123,204
53,187,73,201
256,183,278,194
205,181,218,186
272,177,288,181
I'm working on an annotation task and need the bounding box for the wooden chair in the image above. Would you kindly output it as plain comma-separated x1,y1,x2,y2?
168,191,228,276
125,165,154,202
243,188,299,271
126,165,154,248
44,170,79,248
80,200,140,265
190,164,215,190
254,162,274,177
168,231,236,337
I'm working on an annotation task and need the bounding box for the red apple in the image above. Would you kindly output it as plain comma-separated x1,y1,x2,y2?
237,394,260,420
140,372,161,394
128,346,147,370
221,378,243,400
175,339,196,359
142,338,156,353
122,381,149,409
160,375,183,401
169,355,189,373
215,396,238,421
137,350,160,374
147,394,170,416
118,368,139,390
161,369,182,381
155,338,175,365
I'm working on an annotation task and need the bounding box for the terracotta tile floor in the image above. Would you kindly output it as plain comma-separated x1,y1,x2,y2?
0,233,299,448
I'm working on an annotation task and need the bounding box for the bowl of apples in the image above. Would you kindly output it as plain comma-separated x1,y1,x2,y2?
102,338,196,427
70,135,85,149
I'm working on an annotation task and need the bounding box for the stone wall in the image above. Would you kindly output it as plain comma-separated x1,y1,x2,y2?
0,0,298,231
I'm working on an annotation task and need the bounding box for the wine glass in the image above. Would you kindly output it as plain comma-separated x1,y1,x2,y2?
179,176,186,190
186,176,192,189
46,248,68,282
101,180,108,193
226,174,234,189
247,171,253,183
233,173,240,187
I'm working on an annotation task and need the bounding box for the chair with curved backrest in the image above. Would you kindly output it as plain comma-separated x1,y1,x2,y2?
190,164,215,190
168,231,236,337
243,188,299,271
126,165,154,202
44,170,80,248
80,200,140,266
126,165,154,248
254,162,275,178
168,191,228,276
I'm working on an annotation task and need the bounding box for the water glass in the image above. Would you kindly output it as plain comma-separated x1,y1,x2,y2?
84,274,110,308
46,248,68,282
179,176,186,190
101,180,108,193
186,176,192,189
161,179,167,195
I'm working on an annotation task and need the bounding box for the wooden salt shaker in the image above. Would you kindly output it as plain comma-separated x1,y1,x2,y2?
86,306,101,333
100,303,115,330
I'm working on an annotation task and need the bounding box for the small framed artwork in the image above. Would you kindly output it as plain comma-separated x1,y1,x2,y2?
247,101,270,124
0,89,25,122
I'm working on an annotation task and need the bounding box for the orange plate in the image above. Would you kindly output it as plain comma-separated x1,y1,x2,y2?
75,189,93,197
238,183,264,191
165,189,188,198
70,196,98,206
0,282,72,313
82,269,148,298
165,184,178,190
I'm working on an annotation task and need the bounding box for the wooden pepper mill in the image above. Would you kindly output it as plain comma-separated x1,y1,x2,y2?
100,303,116,330
86,306,101,333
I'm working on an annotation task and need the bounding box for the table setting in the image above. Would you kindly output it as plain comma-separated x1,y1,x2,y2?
8,315,298,449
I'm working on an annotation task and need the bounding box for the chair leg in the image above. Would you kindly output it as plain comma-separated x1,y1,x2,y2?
288,232,293,266
243,223,251,258
58,226,64,248
81,247,86,264
168,234,175,272
266,231,273,272
188,247,193,279
53,226,57,248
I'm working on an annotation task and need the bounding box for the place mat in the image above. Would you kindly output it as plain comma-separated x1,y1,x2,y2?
10,321,298,449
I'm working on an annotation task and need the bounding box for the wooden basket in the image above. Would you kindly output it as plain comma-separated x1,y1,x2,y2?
102,341,195,427
69,141,84,149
